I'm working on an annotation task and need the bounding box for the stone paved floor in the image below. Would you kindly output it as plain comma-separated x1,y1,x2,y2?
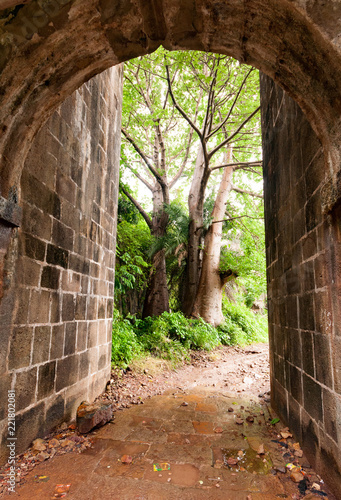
6,385,319,500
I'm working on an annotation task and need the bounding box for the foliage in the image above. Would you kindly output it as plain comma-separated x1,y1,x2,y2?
111,308,267,368
219,298,268,345
219,188,266,305
111,311,143,368
114,195,152,315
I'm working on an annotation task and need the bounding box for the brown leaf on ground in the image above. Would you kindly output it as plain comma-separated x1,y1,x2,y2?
121,455,133,464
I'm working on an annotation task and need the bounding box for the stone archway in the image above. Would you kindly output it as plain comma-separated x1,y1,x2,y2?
0,0,340,199
1,0,341,497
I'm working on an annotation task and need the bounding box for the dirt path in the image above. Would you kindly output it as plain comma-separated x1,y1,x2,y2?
0,344,336,499
103,344,271,412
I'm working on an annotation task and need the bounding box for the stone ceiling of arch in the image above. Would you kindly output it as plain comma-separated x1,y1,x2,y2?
0,0,341,197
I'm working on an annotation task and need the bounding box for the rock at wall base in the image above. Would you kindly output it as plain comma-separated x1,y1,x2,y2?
76,401,113,434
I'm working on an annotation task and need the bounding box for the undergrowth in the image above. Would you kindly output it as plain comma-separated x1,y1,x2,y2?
111,304,268,368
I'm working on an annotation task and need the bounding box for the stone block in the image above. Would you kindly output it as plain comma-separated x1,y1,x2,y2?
64,322,77,356
87,296,97,320
20,232,46,261
270,378,288,423
15,403,45,455
8,326,33,370
21,204,52,241
98,344,108,371
286,328,302,368
14,287,30,325
17,256,41,287
303,374,322,423
323,389,341,444
21,171,55,215
76,400,113,434
107,298,113,319
97,319,108,345
300,260,315,292
41,265,60,289
45,395,65,434
79,351,90,380
306,190,322,232
46,243,68,269
289,364,302,404
301,330,315,377
314,333,333,388
319,435,341,500
286,296,298,328
62,293,75,322
15,367,37,412
56,174,76,205
97,299,106,319
301,408,319,463
56,355,79,392
87,321,98,348
50,324,64,360
37,361,56,399
52,219,74,252
32,326,51,365
75,294,87,320
88,347,98,375
293,209,306,243
288,395,302,444
29,290,51,324
77,322,88,352
314,290,332,335
62,271,81,294
50,291,61,323
302,232,317,261
299,293,315,332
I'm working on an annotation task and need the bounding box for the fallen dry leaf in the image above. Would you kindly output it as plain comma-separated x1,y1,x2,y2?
121,455,133,464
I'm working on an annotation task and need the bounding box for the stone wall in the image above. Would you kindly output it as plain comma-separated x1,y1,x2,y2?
260,74,341,496
0,65,122,462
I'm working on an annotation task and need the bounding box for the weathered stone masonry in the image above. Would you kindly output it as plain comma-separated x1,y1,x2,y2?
0,66,123,462
0,1,341,498
261,74,341,495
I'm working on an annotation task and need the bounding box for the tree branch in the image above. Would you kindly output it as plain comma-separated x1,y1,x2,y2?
208,106,260,160
120,185,153,230
231,185,263,199
165,64,203,141
125,163,153,191
121,127,166,187
210,160,262,172
196,214,264,231
206,67,254,140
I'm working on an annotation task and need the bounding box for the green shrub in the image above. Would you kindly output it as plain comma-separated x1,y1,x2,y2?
111,304,267,369
137,312,220,351
134,315,187,365
220,299,268,345
186,317,220,350
111,312,143,367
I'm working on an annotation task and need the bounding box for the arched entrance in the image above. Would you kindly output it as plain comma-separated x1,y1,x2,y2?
0,0,341,496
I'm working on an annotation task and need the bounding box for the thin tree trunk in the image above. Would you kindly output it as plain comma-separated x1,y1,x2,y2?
192,150,236,326
142,183,170,317
142,248,169,317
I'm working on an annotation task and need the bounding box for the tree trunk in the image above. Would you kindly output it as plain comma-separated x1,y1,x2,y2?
192,151,235,326
142,248,169,317
182,146,207,315
142,183,170,317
